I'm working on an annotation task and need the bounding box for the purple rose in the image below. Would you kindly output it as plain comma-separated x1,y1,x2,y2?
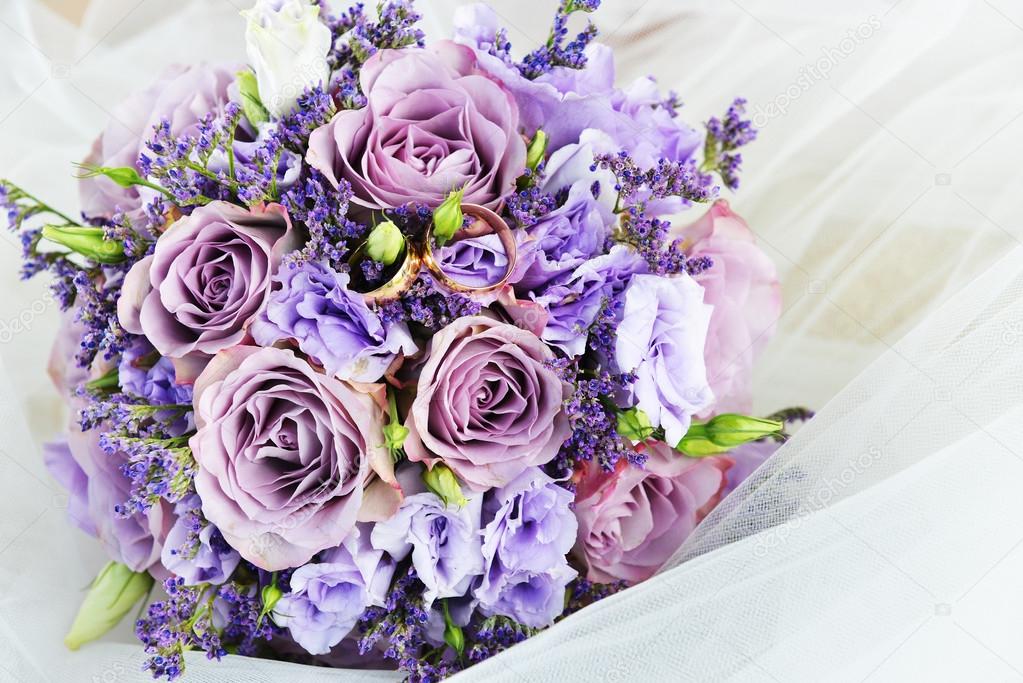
573,441,730,583
306,41,526,210
616,273,714,446
160,495,240,585
45,415,173,574
80,63,237,218
118,202,297,370
190,346,395,571
274,525,395,655
404,316,572,491
535,245,647,357
435,234,516,290
371,481,483,606
475,468,577,627
251,261,417,382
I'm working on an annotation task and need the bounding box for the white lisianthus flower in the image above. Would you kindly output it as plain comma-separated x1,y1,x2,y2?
241,0,332,118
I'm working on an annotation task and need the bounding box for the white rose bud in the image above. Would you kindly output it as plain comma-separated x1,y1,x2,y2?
241,0,332,118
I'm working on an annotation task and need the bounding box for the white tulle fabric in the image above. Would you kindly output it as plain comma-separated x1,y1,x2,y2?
1,0,1022,681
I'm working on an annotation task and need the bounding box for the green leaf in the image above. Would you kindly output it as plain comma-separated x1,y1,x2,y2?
73,163,145,189
41,225,125,264
423,463,468,508
432,187,466,247
85,368,119,392
365,221,405,266
237,70,269,127
64,562,154,650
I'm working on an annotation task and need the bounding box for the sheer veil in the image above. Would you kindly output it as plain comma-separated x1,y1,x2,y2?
1,1,1021,681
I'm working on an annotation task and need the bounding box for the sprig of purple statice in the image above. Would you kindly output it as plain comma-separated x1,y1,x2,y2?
137,577,279,680
519,0,602,79
281,171,368,271
318,1,426,87
703,97,757,191
377,273,482,332
466,616,539,664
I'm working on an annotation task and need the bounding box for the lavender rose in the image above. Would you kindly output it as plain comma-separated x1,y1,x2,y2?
45,419,173,574
616,273,714,446
306,41,526,210
675,200,782,415
80,63,237,218
475,468,578,627
404,316,572,491
251,261,417,382
190,345,395,571
274,525,395,655
573,441,731,583
118,202,296,371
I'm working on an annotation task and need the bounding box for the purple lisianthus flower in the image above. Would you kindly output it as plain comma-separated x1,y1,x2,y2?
475,468,578,628
307,41,525,210
274,525,395,655
119,340,192,406
43,440,95,537
535,245,647,357
118,201,297,372
403,316,572,491
718,440,780,497
371,485,484,607
611,76,702,165
251,261,417,382
160,495,240,585
616,274,714,445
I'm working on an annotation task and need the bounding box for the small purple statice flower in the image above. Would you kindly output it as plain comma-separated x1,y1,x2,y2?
160,495,240,586
251,261,417,382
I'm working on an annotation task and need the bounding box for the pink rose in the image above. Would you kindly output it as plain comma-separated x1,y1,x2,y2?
80,63,237,218
676,200,781,415
573,441,730,583
404,316,572,491
306,41,526,210
190,346,398,571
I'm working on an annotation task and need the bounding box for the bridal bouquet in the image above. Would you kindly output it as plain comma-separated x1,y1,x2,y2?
1,1,796,680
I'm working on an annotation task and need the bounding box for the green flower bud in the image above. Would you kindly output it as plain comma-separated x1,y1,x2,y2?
42,225,125,264
237,70,270,126
442,600,465,656
616,407,654,442
258,578,284,626
365,221,405,266
423,463,468,508
73,163,145,189
432,187,465,247
526,130,549,171
676,414,783,456
64,562,154,651
383,420,410,455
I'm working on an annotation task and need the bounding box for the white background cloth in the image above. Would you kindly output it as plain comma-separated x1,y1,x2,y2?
0,1,1021,681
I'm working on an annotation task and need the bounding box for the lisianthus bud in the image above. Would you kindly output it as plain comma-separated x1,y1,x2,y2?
677,413,783,456
73,163,145,189
526,129,549,171
259,578,283,626
617,407,654,442
42,225,125,264
433,187,465,246
365,221,405,266
423,463,469,508
236,70,270,126
64,562,154,650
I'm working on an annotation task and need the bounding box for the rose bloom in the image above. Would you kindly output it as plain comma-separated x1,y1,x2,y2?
118,201,297,376
573,441,731,583
404,316,572,491
190,345,397,571
80,63,236,218
675,200,782,415
307,41,526,210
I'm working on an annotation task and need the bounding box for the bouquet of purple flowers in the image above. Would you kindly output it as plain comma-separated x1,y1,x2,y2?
2,1,802,680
